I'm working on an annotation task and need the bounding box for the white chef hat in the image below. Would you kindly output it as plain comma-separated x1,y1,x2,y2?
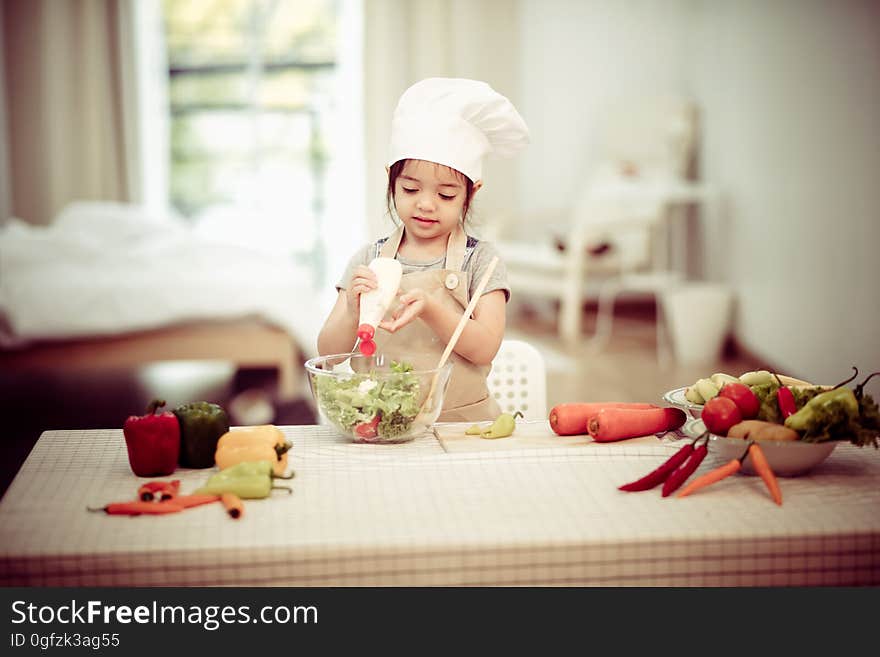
388,77,530,183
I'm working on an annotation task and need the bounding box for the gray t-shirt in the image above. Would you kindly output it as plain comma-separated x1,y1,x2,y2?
336,233,511,302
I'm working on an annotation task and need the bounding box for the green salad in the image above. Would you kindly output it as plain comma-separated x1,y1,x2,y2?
314,361,422,440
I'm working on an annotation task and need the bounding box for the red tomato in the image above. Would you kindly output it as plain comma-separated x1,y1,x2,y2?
701,397,743,436
718,382,761,419
354,414,381,438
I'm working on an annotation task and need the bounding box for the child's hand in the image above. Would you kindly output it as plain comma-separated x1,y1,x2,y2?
345,265,378,317
380,288,430,333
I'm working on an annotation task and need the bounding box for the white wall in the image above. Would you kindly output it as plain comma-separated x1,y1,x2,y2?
518,0,692,219
688,0,880,387
516,0,880,391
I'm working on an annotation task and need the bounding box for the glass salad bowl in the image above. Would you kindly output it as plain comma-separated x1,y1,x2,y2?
304,352,453,443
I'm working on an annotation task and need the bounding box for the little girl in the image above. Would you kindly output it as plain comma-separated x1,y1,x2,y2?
317,78,529,421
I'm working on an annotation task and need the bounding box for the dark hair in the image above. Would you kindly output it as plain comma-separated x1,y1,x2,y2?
386,159,476,224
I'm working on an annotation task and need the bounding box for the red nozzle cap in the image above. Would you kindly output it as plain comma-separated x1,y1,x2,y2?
359,339,376,356
357,324,375,341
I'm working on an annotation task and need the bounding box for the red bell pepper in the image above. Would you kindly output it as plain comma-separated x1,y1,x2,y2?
123,399,180,477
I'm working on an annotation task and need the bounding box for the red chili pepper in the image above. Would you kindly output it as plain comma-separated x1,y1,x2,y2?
137,479,181,502
772,373,797,419
354,414,381,439
123,399,180,477
618,436,702,492
661,438,710,497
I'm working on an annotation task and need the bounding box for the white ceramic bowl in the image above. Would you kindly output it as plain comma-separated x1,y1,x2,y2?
682,418,837,477
305,352,452,444
662,386,704,418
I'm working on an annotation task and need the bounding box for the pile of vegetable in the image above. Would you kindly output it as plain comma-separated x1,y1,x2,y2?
313,360,422,440
619,375,794,505
689,368,879,447
123,399,231,476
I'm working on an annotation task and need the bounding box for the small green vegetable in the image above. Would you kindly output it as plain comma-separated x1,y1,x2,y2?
173,401,230,469
783,385,879,447
739,370,775,386
465,423,487,435
784,387,859,433
195,460,292,499
480,411,524,439
196,474,277,499
216,460,293,480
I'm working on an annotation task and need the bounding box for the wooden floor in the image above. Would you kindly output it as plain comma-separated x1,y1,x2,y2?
506,300,768,408
0,301,768,500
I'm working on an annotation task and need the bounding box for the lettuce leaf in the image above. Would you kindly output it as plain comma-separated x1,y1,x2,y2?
314,361,421,438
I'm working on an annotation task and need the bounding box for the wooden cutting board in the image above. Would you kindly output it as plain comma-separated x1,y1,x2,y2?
433,420,666,453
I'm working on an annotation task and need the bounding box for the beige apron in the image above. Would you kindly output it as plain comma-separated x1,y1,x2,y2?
371,223,501,422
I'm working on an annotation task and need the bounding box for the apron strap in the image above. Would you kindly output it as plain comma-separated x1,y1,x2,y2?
444,222,467,272
379,225,405,258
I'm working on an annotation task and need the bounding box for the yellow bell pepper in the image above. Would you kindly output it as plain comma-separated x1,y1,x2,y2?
214,425,292,477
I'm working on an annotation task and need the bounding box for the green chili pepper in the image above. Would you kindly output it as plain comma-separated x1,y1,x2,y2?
213,460,294,480
195,465,292,499
784,386,859,433
216,460,273,479
480,411,524,439
173,401,230,469
465,423,487,435
196,474,271,499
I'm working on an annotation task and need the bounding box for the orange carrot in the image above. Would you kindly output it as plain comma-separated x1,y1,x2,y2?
587,407,686,442
748,443,783,505
677,442,751,498
549,402,657,436
87,501,184,515
221,493,244,519
174,494,221,509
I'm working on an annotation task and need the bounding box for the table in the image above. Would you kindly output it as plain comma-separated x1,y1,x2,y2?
1,422,878,586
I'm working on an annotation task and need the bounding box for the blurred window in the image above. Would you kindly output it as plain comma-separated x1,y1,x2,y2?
162,0,342,266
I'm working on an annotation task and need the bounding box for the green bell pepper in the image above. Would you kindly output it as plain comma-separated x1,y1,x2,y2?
173,401,230,469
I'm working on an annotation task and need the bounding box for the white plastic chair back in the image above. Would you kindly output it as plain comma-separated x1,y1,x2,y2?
488,339,547,420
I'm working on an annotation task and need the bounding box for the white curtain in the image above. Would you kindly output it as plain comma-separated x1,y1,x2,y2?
362,0,522,241
2,0,143,226
0,2,11,224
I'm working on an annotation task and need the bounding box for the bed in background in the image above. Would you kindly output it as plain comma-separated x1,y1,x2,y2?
0,202,322,400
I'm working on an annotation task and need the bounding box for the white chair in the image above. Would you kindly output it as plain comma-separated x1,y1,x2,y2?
488,339,547,420
497,96,706,361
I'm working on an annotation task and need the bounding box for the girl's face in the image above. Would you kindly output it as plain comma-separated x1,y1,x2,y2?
393,160,476,242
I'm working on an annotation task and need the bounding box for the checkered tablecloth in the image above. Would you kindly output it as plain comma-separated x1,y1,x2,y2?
1,422,877,586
